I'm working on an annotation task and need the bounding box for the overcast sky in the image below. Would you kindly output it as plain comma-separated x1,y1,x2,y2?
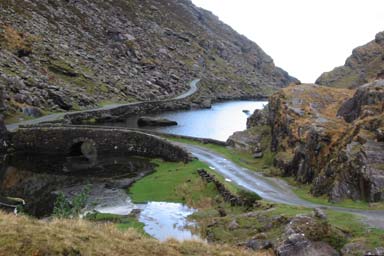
191,0,384,83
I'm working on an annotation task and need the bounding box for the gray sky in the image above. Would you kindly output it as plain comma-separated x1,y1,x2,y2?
191,0,384,83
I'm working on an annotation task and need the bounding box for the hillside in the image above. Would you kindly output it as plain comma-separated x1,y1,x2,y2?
316,31,384,88
0,0,297,121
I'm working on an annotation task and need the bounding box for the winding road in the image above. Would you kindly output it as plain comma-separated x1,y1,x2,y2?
5,77,384,228
6,79,200,132
179,143,384,229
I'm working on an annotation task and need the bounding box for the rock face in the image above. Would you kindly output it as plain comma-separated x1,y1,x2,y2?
337,80,384,122
269,82,384,202
316,31,384,88
0,86,8,153
276,215,340,256
227,108,270,157
0,0,297,120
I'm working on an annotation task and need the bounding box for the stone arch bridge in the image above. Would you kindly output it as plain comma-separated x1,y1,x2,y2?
10,125,190,162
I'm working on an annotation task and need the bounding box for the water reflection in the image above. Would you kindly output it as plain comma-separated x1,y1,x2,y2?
96,199,201,242
0,153,154,217
103,101,268,141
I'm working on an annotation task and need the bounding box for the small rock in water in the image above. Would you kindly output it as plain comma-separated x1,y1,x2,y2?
137,116,178,127
128,209,142,218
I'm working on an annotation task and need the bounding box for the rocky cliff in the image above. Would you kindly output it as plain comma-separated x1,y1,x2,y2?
0,0,297,121
316,31,384,88
0,86,8,153
269,81,384,202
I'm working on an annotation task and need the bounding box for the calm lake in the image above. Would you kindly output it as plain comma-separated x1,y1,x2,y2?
109,101,268,141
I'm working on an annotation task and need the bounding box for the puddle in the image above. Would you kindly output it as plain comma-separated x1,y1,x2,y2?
138,202,200,241
95,194,201,241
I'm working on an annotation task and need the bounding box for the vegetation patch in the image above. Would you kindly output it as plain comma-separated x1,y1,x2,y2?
85,212,147,235
129,159,219,208
284,177,384,210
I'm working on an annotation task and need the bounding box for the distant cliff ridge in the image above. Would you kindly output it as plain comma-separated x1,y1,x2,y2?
0,0,297,120
317,31,384,88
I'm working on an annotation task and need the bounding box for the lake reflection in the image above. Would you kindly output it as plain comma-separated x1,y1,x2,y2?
107,101,268,141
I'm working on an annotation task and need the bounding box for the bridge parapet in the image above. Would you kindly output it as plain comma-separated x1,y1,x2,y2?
11,125,190,162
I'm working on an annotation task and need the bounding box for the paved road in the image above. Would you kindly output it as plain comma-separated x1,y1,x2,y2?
179,143,384,229
6,79,200,132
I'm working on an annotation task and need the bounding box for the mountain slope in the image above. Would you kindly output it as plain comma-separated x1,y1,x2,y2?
0,0,297,120
316,31,384,88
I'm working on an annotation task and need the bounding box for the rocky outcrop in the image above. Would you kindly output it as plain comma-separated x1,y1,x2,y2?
337,80,384,122
316,31,384,88
227,107,270,157
247,108,269,129
269,82,384,202
0,86,8,153
0,0,297,122
276,215,340,256
137,117,177,127
207,208,344,255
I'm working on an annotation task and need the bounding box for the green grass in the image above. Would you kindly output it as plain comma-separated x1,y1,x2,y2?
85,212,147,235
129,159,214,204
284,177,384,210
326,210,384,248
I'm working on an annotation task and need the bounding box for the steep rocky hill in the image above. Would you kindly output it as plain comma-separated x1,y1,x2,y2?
316,31,384,88
239,30,384,203
269,82,384,202
0,0,297,121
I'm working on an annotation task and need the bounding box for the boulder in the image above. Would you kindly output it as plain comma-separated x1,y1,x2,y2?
227,219,240,230
276,233,339,256
247,108,269,129
22,106,44,118
137,116,177,127
245,239,273,251
337,80,384,123
48,90,73,111
276,215,340,256
227,130,262,152
313,208,327,220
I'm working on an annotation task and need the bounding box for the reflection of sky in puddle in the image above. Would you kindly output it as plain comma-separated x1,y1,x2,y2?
96,198,201,242
138,202,200,242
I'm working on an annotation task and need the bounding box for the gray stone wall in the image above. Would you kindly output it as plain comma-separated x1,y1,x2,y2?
11,125,190,162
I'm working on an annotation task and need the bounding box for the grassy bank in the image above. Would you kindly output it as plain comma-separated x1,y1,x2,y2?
128,159,242,209
0,212,259,256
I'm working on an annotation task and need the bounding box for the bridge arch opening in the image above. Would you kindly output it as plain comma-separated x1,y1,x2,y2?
69,142,85,157
68,140,97,161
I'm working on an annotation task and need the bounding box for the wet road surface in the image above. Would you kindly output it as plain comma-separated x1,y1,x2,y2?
179,143,384,229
